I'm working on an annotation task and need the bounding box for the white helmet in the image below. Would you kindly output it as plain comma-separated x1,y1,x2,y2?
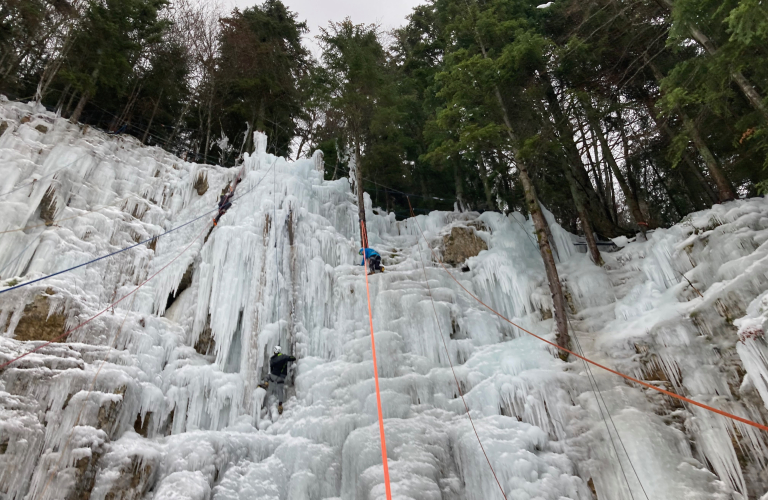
273,345,282,355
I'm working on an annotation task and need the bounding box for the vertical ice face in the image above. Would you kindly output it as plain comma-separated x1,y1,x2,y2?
1,99,767,500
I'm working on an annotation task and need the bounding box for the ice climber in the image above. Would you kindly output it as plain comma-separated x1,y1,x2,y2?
359,248,383,274
266,345,296,415
213,189,234,226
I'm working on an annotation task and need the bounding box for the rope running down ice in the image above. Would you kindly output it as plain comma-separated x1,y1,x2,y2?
405,199,768,433
360,220,393,500
407,202,508,499
0,163,276,370
484,198,647,499
0,161,276,296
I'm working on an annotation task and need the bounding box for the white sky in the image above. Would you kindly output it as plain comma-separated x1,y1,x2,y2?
228,0,424,57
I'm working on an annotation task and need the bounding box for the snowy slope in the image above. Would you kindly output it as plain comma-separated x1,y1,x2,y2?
0,97,766,500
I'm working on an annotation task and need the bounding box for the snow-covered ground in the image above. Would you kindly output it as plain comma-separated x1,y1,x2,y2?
0,97,767,500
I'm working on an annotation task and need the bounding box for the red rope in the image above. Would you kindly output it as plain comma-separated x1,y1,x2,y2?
406,201,768,433
0,221,210,371
408,200,508,498
360,220,393,500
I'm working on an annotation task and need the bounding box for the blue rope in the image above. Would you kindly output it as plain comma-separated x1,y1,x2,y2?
0,160,276,295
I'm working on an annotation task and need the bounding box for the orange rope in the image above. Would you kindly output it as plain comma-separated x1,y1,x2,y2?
405,197,768,433
360,220,393,500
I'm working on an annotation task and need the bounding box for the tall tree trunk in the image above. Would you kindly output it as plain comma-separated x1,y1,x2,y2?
616,112,657,228
70,68,99,124
143,89,163,144
642,96,719,205
64,91,78,118
204,86,215,163
454,161,465,209
563,157,603,265
56,84,71,112
167,98,192,150
69,92,89,124
542,77,605,262
466,9,569,353
478,154,495,210
683,116,736,201
256,98,266,133
543,76,623,240
493,85,570,352
354,139,367,249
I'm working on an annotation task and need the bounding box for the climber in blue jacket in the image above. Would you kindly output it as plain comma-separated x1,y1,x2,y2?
359,248,383,274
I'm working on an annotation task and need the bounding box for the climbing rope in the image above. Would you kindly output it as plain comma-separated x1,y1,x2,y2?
0,161,276,295
274,158,281,338
566,314,648,500
1,161,277,370
408,204,508,499
0,220,210,370
405,198,768,433
0,210,208,296
38,292,139,499
360,220,393,500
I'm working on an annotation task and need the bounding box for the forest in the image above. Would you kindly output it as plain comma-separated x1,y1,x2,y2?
2,0,767,237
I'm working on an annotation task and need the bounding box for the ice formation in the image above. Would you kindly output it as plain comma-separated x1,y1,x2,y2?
0,97,767,500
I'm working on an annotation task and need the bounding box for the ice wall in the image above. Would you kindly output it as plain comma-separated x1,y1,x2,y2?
0,97,767,500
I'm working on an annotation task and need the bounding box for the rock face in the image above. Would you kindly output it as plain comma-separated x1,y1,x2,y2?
39,187,57,225
193,172,208,196
441,225,487,265
12,292,66,342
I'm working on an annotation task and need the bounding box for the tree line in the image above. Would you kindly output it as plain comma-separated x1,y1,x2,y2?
3,0,767,348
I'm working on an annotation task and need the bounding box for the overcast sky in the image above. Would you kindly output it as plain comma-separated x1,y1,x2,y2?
229,0,424,56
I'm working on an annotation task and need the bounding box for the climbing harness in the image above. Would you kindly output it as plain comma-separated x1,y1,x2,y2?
360,220,393,500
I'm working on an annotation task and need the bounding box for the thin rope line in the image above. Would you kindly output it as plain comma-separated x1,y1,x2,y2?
274,158,281,342
38,291,138,499
567,314,645,500
0,221,210,371
0,161,275,295
406,208,768,432
408,199,508,499
360,220,393,500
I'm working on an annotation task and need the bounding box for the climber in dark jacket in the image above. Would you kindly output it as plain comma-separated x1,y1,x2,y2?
213,189,234,226
359,248,383,274
267,346,296,414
